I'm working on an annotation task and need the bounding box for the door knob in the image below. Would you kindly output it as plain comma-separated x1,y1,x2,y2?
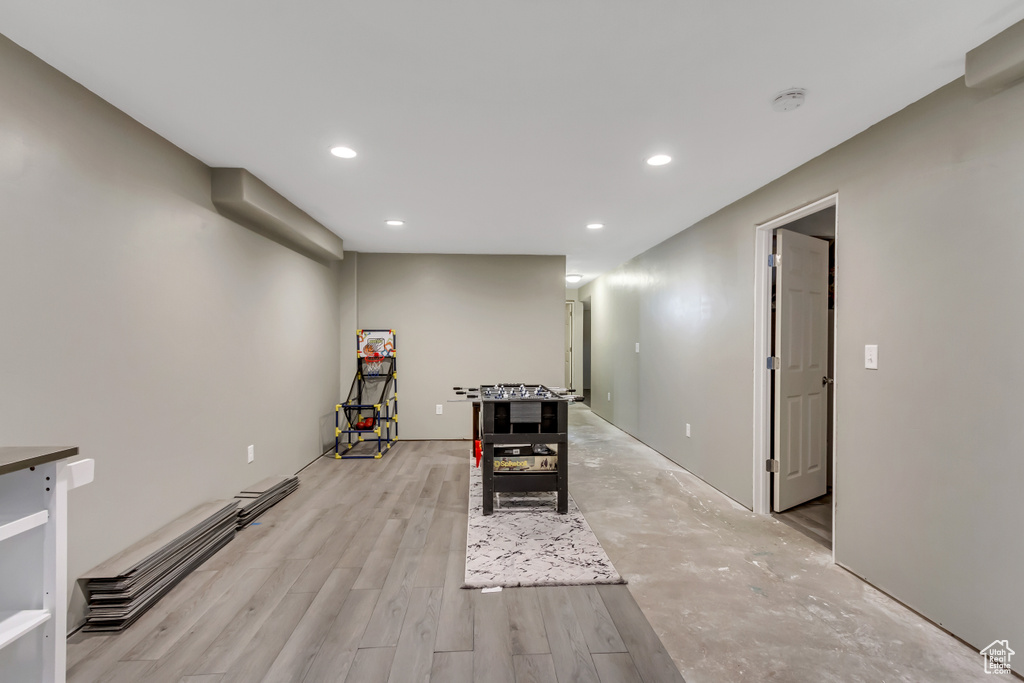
822,376,834,386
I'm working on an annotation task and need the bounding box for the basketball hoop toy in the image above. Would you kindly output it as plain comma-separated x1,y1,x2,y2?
335,329,399,459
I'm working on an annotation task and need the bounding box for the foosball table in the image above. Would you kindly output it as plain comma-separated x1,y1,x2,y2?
453,384,569,515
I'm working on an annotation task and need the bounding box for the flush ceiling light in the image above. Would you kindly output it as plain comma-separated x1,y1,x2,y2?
646,154,672,166
586,223,604,230
385,219,405,226
330,146,357,158
565,274,583,284
772,88,806,112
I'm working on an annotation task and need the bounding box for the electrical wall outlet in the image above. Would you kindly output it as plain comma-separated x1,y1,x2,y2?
635,342,640,353
686,424,691,437
247,444,254,463
436,404,443,415
607,392,611,401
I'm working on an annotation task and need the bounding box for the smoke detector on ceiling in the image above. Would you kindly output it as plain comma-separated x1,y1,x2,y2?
772,88,806,112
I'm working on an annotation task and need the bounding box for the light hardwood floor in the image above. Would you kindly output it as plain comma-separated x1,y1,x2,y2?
67,441,684,683
773,492,832,548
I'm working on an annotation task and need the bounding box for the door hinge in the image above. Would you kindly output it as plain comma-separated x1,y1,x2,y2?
767,356,780,370
768,254,780,267
766,459,779,473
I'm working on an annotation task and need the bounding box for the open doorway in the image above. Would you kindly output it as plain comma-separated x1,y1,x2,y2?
753,195,838,553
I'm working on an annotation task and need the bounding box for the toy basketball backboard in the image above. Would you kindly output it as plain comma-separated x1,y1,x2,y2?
357,329,396,358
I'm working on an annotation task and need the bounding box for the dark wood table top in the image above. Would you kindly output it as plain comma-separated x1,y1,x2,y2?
0,446,80,476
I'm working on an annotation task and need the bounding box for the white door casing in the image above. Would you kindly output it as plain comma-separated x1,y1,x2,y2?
773,229,829,512
564,301,574,389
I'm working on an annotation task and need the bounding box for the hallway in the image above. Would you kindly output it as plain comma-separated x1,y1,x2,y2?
568,405,984,681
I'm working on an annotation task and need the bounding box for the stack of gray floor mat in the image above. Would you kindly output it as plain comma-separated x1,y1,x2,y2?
235,475,299,530
79,500,238,632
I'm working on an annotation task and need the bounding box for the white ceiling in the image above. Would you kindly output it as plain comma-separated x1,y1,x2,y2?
3,2,1024,284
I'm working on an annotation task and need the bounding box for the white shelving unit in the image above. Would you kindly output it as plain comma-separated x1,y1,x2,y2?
0,610,51,650
0,447,94,683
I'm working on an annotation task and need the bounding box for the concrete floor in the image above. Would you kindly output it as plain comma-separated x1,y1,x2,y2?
567,404,988,683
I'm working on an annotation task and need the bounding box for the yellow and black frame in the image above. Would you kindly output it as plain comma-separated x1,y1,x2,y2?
335,329,398,459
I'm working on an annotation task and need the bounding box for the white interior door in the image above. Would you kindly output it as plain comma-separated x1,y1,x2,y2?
774,229,829,512
564,301,574,389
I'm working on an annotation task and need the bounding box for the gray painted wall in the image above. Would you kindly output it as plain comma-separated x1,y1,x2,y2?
0,36,342,626
584,215,752,502
354,253,565,440
581,299,591,391
581,77,1024,651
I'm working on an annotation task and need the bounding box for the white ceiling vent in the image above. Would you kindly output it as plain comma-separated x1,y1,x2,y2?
772,88,806,112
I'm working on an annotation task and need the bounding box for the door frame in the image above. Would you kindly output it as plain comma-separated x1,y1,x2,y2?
752,194,839,553
565,299,575,390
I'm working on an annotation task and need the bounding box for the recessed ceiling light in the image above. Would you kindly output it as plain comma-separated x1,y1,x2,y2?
330,146,357,158
565,274,583,284
586,223,604,230
385,219,405,226
646,154,672,166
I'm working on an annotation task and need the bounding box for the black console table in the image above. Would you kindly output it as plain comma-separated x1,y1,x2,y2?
478,384,568,515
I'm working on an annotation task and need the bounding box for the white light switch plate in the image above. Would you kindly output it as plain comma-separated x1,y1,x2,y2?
247,445,254,463
635,342,640,353
436,404,443,414
686,424,691,437
865,345,878,370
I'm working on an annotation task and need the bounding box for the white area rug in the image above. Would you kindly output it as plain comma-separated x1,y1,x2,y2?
464,462,624,588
